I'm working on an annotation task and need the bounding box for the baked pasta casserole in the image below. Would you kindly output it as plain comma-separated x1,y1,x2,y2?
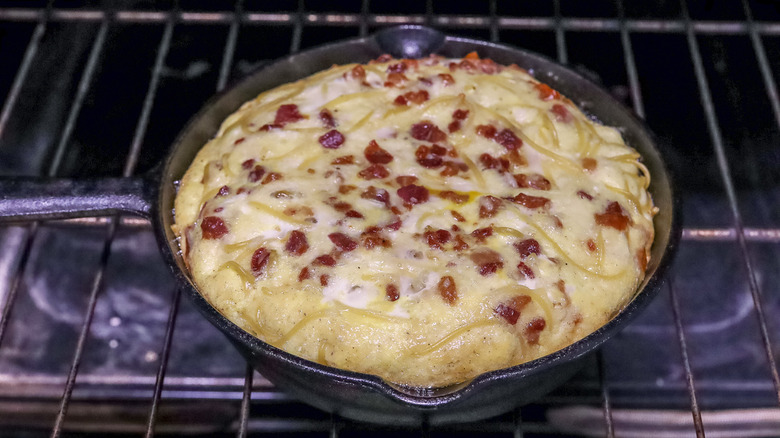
173,54,656,388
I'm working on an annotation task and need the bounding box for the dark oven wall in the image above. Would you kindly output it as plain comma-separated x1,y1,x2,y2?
0,1,779,437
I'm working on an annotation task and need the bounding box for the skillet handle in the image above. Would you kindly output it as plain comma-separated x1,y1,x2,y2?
0,176,154,223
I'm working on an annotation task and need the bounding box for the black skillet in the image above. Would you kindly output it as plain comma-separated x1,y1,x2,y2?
0,26,681,425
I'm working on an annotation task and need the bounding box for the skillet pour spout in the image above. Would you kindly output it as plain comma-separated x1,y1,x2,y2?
0,25,681,425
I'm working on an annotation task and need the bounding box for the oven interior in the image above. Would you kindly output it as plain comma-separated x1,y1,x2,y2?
0,0,779,436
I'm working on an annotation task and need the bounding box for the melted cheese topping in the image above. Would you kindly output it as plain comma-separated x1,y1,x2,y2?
173,55,656,388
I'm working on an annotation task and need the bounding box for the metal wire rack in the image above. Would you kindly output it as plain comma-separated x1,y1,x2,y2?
0,0,779,436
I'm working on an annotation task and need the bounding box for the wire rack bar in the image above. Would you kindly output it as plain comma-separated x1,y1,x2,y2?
217,0,243,93
553,0,567,64
0,3,50,140
47,18,111,177
236,364,253,438
669,277,706,437
358,0,368,37
681,0,780,406
290,0,303,54
1,8,780,35
50,220,116,438
123,11,174,177
598,352,615,437
616,0,645,118
742,0,780,129
144,286,182,438
488,0,499,42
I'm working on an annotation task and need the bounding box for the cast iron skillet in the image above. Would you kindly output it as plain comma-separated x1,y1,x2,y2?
0,26,681,425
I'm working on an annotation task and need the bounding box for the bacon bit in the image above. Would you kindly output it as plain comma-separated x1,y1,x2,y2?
298,266,311,282
551,104,572,123
514,173,551,190
386,284,400,301
329,232,358,252
320,274,329,286
395,90,429,106
440,161,466,178
213,207,224,213
556,279,566,295
201,216,228,239
364,140,394,164
451,224,460,232
502,149,527,166
395,175,418,186
424,229,451,249
418,77,433,86
479,195,503,218
339,184,357,194
465,51,479,60
251,247,271,276
438,73,455,85
431,144,447,155
345,209,364,219
248,165,266,182
476,124,497,139
360,186,390,206
313,254,337,267
358,163,390,180
362,234,391,250
471,226,494,243
495,128,522,150
415,145,443,168
515,239,541,258
470,248,503,276
439,190,469,204
217,185,230,197
438,276,458,305
453,109,469,120
510,193,551,209
494,295,532,325
534,82,560,101
348,65,366,80
582,157,597,172
453,235,469,251
577,190,594,201
385,217,402,231
331,155,355,165
319,109,336,128
274,104,304,126
517,261,534,279
637,247,648,272
373,54,393,63
448,120,461,133
479,153,507,172
410,121,447,143
261,172,282,184
524,317,546,344
397,184,429,205
587,239,597,252
384,72,408,87
241,159,255,170
450,210,466,222
393,95,408,106
307,168,315,174
595,201,631,231
387,62,407,73
258,123,281,131
319,129,345,149
285,230,309,256
328,198,352,212
234,137,245,145
236,187,250,195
